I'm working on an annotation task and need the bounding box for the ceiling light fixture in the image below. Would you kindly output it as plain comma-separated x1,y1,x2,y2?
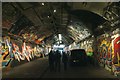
58,34,62,41
42,3,44,5
54,9,56,12
99,25,103,28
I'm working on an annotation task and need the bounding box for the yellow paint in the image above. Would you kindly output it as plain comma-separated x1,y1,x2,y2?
38,36,46,41
2,51,9,60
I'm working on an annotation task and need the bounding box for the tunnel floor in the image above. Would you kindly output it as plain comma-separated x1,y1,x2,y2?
2,57,119,79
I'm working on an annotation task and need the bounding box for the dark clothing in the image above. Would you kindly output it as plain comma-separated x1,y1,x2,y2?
48,50,55,71
62,52,68,71
54,50,61,72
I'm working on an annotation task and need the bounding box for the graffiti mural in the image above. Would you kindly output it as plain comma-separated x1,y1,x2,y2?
1,36,13,68
112,34,120,64
111,32,120,76
1,36,44,68
33,45,43,57
12,41,43,62
97,37,112,70
80,38,94,56
12,42,33,62
97,28,120,76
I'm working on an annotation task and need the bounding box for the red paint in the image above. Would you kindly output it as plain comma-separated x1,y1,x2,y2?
113,36,120,64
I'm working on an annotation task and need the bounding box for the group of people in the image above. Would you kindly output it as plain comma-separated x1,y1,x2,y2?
48,49,69,72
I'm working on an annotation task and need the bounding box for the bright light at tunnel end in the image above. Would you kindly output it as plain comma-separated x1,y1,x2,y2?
58,34,62,41
53,44,65,48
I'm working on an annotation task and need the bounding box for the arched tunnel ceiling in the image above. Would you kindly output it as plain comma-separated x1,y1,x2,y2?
2,2,112,46
70,10,106,35
68,2,110,17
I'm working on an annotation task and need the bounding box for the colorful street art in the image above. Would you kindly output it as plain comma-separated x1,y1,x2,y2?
1,36,13,68
111,32,120,76
80,38,94,56
22,33,44,44
97,28,120,76
1,36,44,68
112,34,120,64
97,35,112,71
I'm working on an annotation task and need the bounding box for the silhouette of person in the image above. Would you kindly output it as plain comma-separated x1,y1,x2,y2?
54,50,61,72
48,50,55,72
62,51,68,71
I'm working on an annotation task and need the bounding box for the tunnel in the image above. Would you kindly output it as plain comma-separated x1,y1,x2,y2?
1,2,120,79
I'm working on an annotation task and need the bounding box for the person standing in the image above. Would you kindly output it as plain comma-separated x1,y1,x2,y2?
62,51,68,71
48,50,55,72
54,50,61,72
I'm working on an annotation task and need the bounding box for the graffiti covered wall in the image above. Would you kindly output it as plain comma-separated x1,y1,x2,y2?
97,33,112,70
97,28,120,76
80,37,94,57
1,36,44,68
68,42,80,50
1,36,13,68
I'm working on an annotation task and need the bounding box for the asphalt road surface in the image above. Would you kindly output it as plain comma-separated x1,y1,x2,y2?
2,57,119,79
